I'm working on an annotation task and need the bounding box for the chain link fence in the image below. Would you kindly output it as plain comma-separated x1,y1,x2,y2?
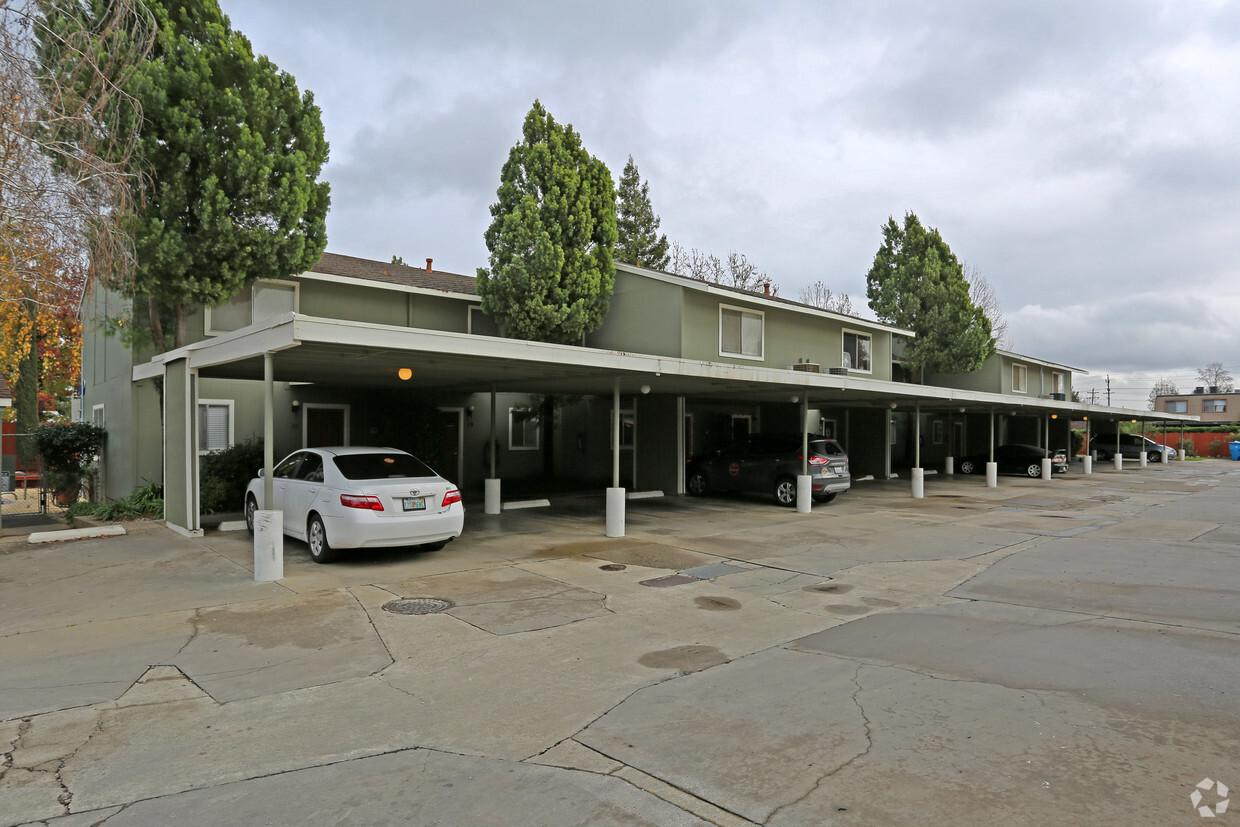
1,432,71,522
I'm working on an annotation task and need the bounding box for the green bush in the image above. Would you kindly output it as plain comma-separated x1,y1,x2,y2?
200,438,264,514
66,482,163,525
1206,438,1228,458
34,423,106,472
1178,439,1196,457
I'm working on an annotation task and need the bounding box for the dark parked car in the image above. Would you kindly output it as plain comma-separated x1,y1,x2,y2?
686,434,850,506
1090,433,1173,462
957,444,1068,477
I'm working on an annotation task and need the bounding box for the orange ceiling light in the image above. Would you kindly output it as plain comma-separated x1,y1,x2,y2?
397,368,412,381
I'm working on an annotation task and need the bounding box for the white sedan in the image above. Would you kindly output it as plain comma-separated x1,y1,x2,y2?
244,446,464,563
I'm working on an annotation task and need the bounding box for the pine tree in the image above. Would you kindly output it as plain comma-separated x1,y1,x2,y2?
615,155,669,269
865,212,994,376
477,101,617,344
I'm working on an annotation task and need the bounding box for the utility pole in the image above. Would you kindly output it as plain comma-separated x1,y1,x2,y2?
1106,375,1111,406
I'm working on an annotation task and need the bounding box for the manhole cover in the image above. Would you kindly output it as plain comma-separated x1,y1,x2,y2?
599,563,627,571
382,598,454,615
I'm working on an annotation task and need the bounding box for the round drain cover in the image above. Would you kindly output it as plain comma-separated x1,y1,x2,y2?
382,597,454,615
599,563,627,571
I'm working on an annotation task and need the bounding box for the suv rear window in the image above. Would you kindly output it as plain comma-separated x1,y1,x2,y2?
810,439,846,457
332,452,435,480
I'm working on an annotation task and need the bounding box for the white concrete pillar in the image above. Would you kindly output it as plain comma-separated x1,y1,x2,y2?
796,475,812,513
986,462,998,488
1114,454,1123,471
484,478,501,515
253,510,283,582
1083,456,1092,474
911,467,924,498
605,487,625,537
1041,458,1052,480
1139,451,1148,468
945,456,954,476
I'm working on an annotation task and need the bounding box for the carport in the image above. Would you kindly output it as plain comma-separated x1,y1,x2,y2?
133,312,1199,545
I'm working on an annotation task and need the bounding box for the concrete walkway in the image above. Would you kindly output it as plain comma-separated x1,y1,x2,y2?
1,461,1238,824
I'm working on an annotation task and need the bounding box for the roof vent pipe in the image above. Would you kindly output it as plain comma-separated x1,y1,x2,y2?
763,283,770,296
426,258,433,272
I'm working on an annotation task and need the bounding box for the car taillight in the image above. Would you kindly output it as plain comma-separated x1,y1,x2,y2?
442,489,462,507
340,494,384,511
800,455,829,466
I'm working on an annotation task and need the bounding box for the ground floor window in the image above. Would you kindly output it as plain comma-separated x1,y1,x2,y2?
198,400,234,453
510,408,540,450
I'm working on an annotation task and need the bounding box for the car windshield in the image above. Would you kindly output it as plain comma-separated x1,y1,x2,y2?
332,452,436,480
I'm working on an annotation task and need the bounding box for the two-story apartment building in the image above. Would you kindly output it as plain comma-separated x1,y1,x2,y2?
80,251,1188,537
1155,388,1240,423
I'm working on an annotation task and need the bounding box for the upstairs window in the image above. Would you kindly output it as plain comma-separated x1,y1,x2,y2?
1012,363,1028,394
207,280,299,334
1052,372,1065,395
842,331,872,372
720,305,763,359
1204,399,1227,413
1166,400,1187,413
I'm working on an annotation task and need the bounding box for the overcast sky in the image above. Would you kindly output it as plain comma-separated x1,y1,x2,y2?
228,0,1240,410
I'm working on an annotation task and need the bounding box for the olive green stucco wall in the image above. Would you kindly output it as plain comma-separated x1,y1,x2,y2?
929,355,1074,399
586,270,684,356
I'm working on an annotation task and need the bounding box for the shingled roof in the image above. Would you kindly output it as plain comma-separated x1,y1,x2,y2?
312,251,478,295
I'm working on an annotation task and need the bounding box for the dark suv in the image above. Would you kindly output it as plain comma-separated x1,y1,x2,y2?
686,434,851,506
1090,433,1173,462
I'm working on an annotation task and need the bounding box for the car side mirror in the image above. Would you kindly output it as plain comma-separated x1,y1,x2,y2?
257,468,265,478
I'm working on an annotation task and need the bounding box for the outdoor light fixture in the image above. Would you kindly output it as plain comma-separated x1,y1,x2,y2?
791,395,799,404
291,400,300,414
397,368,412,381
1051,414,1058,419
641,385,651,395
890,402,898,410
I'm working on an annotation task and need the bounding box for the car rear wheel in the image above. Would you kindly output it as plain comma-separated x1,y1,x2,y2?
958,460,975,475
774,477,797,507
307,514,338,564
686,471,709,496
1026,463,1042,478
1150,451,1162,463
245,495,257,536
1096,449,1111,461
813,491,837,504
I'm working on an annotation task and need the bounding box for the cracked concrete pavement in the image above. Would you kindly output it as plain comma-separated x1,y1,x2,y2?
2,460,1239,825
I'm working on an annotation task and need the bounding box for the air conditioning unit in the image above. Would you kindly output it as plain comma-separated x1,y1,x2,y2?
788,362,820,373
827,367,849,376
1050,393,1066,401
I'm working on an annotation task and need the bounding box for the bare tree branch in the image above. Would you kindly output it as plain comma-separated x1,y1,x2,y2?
963,262,1008,349
798,280,853,315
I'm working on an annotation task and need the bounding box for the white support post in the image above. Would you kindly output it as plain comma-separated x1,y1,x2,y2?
912,402,923,498
987,411,997,487
797,395,811,512
606,378,624,537
1085,419,1093,473
485,387,500,514
256,352,282,581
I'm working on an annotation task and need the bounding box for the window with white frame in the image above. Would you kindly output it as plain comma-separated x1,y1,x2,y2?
509,408,540,450
1052,372,1064,395
197,400,234,453
719,305,764,359
842,330,872,372
1012,363,1028,393
1166,400,1187,413
1204,399,1227,413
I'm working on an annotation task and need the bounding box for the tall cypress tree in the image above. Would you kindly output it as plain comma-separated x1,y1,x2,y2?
615,155,669,270
865,212,994,376
477,101,616,344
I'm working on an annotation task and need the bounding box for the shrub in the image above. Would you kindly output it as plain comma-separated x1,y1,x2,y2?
200,438,264,514
1207,438,1227,458
65,482,163,525
1178,438,1196,457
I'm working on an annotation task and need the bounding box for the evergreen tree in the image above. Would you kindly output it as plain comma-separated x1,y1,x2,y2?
43,0,330,350
615,155,669,269
477,101,616,344
865,212,994,376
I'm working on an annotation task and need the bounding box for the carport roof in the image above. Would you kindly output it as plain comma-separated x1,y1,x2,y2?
131,312,1198,422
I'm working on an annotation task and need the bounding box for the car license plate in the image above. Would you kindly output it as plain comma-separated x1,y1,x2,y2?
402,497,426,511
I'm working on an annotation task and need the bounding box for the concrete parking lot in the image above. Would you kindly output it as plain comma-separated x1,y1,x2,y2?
2,461,1239,825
